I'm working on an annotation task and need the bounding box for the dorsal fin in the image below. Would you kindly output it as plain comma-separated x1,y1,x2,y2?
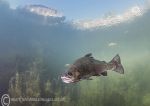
84,53,92,57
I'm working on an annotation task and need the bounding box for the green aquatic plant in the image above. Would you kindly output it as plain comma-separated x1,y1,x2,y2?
7,55,150,106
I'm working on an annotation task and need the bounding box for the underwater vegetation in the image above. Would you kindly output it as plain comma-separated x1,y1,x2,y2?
6,54,150,106
0,1,150,106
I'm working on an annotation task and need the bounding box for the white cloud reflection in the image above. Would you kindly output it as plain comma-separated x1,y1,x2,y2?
73,6,144,29
23,5,63,17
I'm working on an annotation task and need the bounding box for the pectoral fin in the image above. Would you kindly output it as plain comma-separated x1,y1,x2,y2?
82,75,93,80
86,78,93,80
101,71,107,76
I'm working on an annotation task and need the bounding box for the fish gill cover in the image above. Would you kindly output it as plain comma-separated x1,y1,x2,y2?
0,0,150,106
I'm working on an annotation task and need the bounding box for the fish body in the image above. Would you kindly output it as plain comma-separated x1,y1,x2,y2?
61,53,124,83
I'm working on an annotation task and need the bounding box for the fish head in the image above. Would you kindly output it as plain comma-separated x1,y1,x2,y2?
61,65,80,83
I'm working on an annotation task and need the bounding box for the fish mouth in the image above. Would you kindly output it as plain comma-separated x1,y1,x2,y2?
61,75,74,83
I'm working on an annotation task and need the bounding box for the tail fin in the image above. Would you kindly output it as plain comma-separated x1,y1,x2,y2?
110,54,124,74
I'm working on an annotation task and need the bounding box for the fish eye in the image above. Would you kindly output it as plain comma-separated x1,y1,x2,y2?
68,72,73,76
